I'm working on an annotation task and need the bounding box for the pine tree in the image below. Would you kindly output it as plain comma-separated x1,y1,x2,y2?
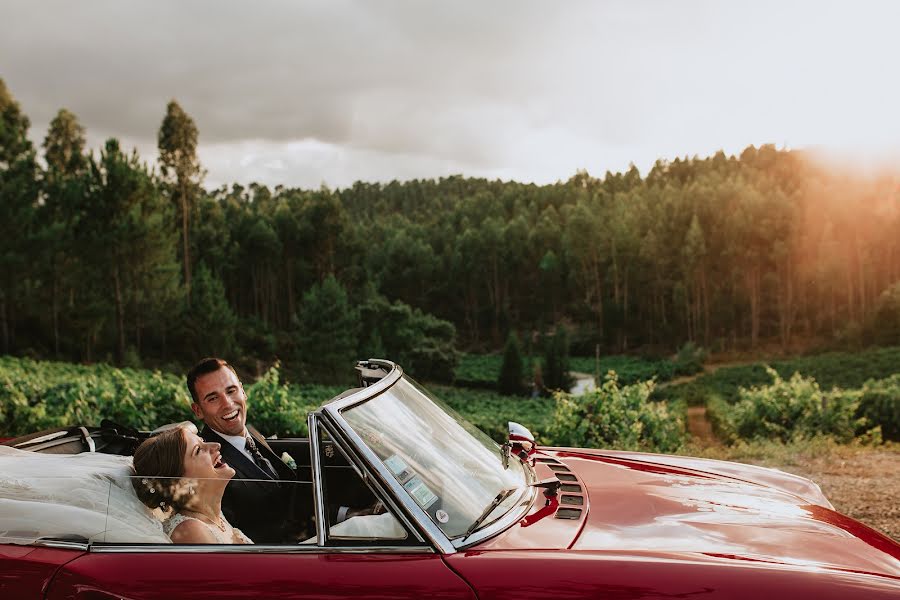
158,100,203,299
187,263,237,357
41,108,88,357
498,331,526,395
542,326,572,393
297,275,360,384
0,78,39,353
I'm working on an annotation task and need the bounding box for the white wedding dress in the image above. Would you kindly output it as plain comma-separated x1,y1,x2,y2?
163,512,252,544
0,446,170,544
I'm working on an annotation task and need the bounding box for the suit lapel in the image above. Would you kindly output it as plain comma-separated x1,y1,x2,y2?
201,426,275,481
248,425,296,481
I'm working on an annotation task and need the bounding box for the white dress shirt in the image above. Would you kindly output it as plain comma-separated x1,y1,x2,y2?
218,429,256,463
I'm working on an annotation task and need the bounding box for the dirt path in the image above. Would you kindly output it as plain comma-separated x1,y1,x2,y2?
686,406,719,447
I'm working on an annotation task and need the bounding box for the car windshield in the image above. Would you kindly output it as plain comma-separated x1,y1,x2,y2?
340,376,531,539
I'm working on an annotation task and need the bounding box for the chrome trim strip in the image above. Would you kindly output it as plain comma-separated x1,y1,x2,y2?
13,430,69,447
91,544,434,554
316,418,425,544
33,539,90,551
323,361,402,412
15,435,83,452
79,426,96,452
316,378,456,555
307,413,327,547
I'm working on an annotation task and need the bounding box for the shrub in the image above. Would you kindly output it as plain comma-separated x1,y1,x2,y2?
543,327,573,393
498,331,527,396
724,368,864,443
544,372,685,453
673,341,707,376
245,363,311,437
857,376,900,441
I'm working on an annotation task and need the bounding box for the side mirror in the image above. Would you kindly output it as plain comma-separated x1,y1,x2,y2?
508,421,536,461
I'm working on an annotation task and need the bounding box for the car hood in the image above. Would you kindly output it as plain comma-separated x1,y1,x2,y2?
480,448,900,578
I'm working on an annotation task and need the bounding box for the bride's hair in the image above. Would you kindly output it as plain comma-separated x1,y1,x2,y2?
132,427,193,511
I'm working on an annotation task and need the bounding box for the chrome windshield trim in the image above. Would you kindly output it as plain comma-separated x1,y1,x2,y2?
307,413,327,547
317,385,456,555
315,418,425,545
90,544,434,554
323,360,402,412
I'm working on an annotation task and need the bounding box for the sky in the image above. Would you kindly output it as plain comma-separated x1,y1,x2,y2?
2,0,899,190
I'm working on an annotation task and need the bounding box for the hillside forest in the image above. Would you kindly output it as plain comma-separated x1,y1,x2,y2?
3,78,900,383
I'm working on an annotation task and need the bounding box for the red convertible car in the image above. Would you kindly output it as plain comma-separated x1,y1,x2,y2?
1,359,899,599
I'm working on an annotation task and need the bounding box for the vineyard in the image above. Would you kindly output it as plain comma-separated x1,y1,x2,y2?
454,352,684,389
0,356,684,452
3,350,898,450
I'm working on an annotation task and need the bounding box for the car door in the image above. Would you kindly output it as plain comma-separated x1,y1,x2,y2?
45,456,475,600
46,548,475,600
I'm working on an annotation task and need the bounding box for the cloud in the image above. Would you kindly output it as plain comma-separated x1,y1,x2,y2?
2,0,899,189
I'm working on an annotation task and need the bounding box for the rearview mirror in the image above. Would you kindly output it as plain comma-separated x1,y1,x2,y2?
508,421,536,461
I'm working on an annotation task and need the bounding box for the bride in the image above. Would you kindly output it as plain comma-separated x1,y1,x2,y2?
132,425,251,544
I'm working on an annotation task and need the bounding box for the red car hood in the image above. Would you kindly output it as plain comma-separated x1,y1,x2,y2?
479,448,900,579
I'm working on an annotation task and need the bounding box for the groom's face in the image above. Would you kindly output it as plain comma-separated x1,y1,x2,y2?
190,367,248,437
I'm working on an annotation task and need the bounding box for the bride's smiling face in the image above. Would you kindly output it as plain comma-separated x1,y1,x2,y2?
181,429,235,481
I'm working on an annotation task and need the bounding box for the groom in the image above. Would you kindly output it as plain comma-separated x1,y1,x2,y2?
187,357,302,543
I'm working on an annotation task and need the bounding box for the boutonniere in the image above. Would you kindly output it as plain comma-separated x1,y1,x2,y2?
281,452,297,470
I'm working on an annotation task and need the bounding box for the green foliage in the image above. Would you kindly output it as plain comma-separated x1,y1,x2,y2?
545,373,685,452
185,263,237,357
296,275,360,385
10,73,900,382
673,341,706,376
542,327,573,393
3,357,686,453
498,331,527,395
457,353,678,389
711,368,864,443
857,376,900,441
0,356,349,438
0,356,190,435
660,346,900,407
867,282,900,346
244,362,310,437
431,385,556,443
358,292,458,383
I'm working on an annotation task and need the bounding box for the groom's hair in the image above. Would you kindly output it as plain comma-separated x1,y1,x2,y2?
186,357,239,404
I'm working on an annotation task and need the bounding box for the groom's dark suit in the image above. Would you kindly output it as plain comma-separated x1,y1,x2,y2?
201,424,301,543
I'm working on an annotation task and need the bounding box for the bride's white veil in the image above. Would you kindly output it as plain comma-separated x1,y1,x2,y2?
0,446,170,544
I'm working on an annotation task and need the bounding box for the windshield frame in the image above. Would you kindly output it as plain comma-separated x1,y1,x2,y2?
316,360,537,552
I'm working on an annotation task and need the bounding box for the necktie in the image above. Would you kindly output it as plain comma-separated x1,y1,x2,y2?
245,435,276,478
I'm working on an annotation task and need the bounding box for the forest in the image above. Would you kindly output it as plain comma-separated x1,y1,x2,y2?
3,76,900,384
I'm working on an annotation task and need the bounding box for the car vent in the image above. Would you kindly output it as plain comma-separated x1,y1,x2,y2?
548,464,571,473
560,483,581,493
535,457,561,464
556,473,577,482
560,494,583,506
555,508,582,520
